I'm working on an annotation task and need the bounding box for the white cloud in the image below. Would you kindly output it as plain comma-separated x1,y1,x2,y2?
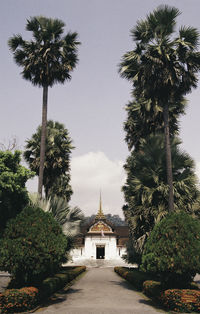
26,151,126,218
195,162,200,183
70,151,126,217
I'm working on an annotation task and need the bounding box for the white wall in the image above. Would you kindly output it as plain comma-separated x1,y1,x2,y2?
72,234,126,260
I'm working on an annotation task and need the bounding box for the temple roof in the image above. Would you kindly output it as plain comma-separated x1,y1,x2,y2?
78,193,129,238
95,192,106,220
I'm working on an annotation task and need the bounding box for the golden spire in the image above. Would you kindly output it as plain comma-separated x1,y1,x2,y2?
95,191,106,220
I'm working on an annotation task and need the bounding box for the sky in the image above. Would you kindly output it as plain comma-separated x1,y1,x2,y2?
1,0,200,217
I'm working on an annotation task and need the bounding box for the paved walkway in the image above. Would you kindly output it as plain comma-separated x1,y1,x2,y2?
37,268,164,314
0,272,10,293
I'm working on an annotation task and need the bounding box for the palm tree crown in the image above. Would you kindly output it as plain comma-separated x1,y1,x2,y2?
24,120,74,199
120,5,200,101
8,16,80,87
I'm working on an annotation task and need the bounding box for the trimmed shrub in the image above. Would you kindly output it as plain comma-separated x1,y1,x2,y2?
0,287,38,313
114,267,152,290
0,206,68,286
143,280,162,300
160,289,200,312
39,266,86,299
141,212,200,288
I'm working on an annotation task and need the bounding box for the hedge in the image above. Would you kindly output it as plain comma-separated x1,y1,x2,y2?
114,266,152,290
143,280,162,300
0,266,86,313
115,268,200,312
39,266,86,299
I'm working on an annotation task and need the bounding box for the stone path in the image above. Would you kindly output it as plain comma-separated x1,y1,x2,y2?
0,272,10,293
37,267,165,314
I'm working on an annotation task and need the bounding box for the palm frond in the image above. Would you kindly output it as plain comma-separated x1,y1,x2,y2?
179,26,199,49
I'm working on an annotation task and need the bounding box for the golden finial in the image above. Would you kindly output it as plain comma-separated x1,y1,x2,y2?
95,191,106,220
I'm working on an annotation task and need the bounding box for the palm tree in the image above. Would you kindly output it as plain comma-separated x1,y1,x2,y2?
8,16,80,197
123,134,200,263
120,5,200,212
124,96,186,151
24,120,73,200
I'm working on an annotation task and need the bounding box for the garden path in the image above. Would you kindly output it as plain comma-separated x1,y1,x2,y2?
37,267,164,314
0,272,10,293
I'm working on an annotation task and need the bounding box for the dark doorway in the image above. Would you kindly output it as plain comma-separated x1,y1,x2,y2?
96,246,105,259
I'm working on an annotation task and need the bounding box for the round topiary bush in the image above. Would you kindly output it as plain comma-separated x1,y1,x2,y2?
0,206,68,286
141,212,200,288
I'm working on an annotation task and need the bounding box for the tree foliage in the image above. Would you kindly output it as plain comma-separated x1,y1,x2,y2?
119,5,200,212
82,214,127,226
0,206,68,286
29,193,83,235
8,16,80,196
0,151,33,233
141,212,200,287
124,97,186,151
29,193,84,255
123,134,200,263
120,5,200,101
24,120,73,200
8,16,80,87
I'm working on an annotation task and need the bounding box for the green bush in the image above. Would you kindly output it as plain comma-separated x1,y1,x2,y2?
0,151,33,233
141,212,200,287
0,206,68,286
143,280,162,300
160,289,200,312
0,287,38,313
39,266,86,299
114,267,152,290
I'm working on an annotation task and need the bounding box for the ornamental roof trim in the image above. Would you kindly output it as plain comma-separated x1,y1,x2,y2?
88,221,113,233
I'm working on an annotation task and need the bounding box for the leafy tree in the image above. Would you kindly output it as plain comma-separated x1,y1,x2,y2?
0,206,68,286
141,212,200,288
104,214,127,226
119,5,200,212
29,193,83,253
0,151,33,233
8,16,80,197
24,120,73,200
123,134,200,264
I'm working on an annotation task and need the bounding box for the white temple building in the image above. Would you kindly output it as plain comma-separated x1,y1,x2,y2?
71,197,129,262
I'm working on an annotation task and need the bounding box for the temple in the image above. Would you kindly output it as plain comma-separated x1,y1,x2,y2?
71,195,129,261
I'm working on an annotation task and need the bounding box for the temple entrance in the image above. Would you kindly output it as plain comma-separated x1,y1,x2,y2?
96,245,105,259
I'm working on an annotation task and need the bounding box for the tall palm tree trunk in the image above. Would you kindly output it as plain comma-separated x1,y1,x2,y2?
38,85,48,197
163,103,174,212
